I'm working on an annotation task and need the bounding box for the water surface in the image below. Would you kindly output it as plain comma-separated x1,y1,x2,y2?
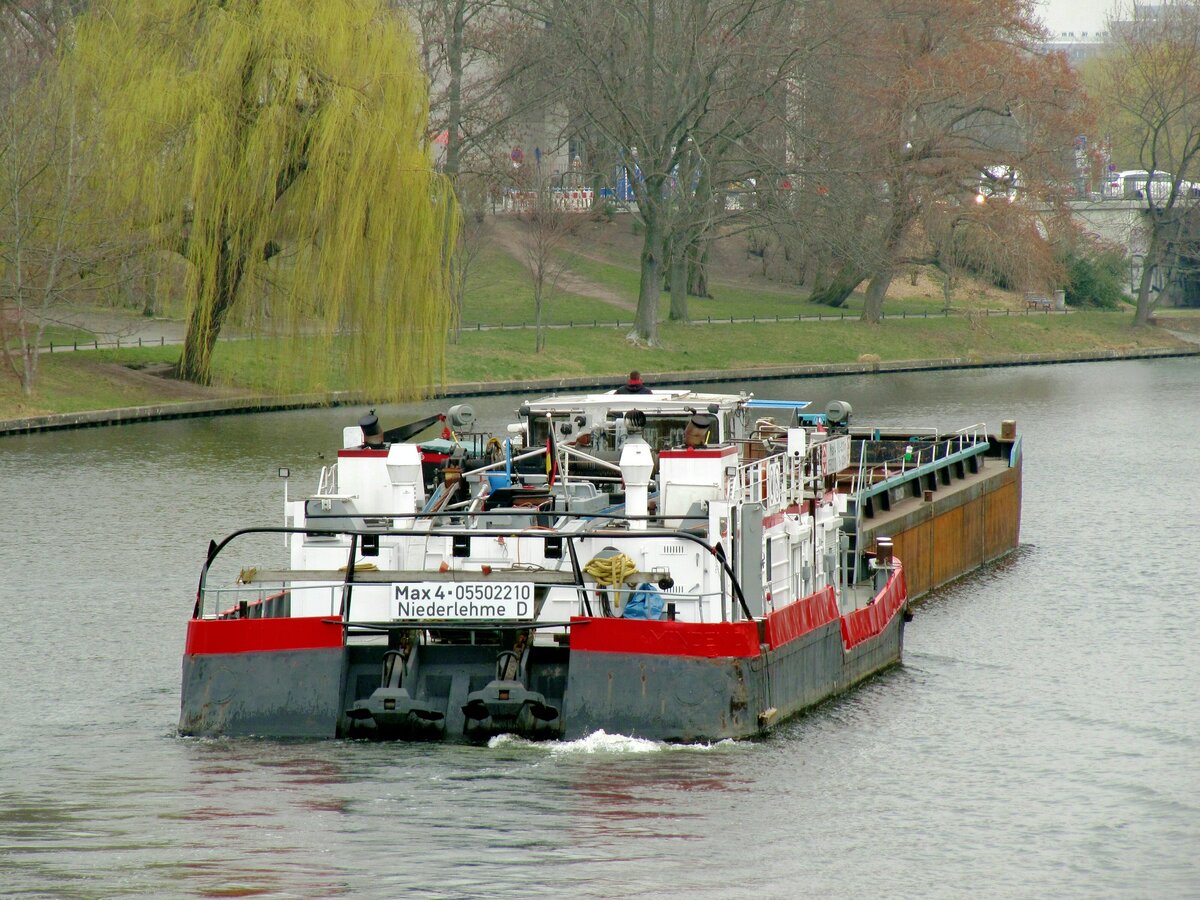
1,359,1197,897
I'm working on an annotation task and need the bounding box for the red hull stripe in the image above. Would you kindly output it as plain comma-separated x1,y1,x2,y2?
185,616,345,655
568,568,906,659
840,567,907,649
570,616,761,658
763,586,840,649
338,449,388,457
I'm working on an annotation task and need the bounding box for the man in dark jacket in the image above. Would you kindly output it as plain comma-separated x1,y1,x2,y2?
615,370,652,394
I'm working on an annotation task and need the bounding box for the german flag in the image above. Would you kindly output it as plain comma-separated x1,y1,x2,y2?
545,425,559,487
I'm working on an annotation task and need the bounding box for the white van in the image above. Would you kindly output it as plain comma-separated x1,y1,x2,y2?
1104,169,1173,201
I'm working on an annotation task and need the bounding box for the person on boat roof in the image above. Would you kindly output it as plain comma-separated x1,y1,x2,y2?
359,412,386,449
615,370,652,394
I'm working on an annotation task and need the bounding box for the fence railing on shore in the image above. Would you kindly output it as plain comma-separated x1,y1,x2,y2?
39,335,170,353
450,305,1067,333
31,305,1069,352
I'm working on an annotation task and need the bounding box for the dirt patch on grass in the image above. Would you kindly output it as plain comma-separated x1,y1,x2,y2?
117,361,249,400
486,218,636,311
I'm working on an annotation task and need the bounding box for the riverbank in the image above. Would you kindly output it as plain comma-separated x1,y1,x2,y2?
2,343,1196,436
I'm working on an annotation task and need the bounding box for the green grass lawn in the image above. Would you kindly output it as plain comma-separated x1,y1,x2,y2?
0,310,1189,419
460,246,634,327
4,224,1193,427
5,324,95,350
441,310,1184,382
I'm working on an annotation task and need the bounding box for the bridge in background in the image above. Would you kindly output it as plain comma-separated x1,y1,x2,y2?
1065,199,1200,305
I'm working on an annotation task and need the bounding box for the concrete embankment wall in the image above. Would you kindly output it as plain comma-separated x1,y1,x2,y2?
1,346,1196,437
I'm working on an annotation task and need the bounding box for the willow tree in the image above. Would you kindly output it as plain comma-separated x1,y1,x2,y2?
66,0,457,395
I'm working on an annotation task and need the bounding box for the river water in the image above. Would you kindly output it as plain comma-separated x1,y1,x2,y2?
1,359,1197,898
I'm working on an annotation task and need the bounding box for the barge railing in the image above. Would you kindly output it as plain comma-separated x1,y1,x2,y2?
195,522,753,622
847,423,989,496
841,424,992,583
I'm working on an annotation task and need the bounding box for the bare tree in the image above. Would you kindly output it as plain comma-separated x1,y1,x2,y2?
793,0,1082,322
400,0,537,178
1098,1,1200,325
523,0,798,345
515,173,578,352
0,7,113,396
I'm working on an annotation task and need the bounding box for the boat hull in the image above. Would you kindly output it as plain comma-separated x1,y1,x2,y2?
179,574,907,742
180,646,344,738
561,617,904,741
179,615,346,738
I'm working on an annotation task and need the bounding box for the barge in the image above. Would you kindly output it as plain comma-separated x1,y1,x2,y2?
179,390,1021,741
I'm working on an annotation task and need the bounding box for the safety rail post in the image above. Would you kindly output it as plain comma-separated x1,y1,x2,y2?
339,533,360,620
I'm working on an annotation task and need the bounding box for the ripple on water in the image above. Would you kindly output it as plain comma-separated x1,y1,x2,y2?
2,360,1199,897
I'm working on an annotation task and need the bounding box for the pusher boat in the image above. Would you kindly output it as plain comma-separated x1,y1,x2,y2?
179,388,989,742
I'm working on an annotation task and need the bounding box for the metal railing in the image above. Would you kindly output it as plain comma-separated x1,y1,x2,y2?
726,452,791,507
848,423,988,494
194,523,753,622
201,583,341,620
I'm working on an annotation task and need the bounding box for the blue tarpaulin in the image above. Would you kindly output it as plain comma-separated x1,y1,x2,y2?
623,583,665,620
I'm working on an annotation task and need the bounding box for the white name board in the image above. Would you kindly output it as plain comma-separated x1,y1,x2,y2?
819,435,852,474
394,582,534,620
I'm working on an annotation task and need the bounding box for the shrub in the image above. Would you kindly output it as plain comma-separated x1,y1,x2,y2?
1061,246,1128,309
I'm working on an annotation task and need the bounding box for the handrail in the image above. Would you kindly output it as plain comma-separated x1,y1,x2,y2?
195,523,753,621
849,425,990,493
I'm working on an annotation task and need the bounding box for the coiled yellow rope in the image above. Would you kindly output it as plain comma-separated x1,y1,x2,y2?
584,553,637,586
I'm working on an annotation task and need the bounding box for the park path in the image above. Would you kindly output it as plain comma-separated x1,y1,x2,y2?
486,220,638,312
51,305,189,346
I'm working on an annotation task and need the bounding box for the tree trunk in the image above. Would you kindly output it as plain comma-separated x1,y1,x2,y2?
857,206,911,322
444,0,464,177
1133,210,1187,326
534,286,544,352
688,239,711,298
808,260,863,307
861,268,894,323
177,237,244,384
668,234,689,322
20,340,37,398
633,210,663,344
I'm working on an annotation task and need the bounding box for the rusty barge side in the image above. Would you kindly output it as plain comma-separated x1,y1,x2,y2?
848,425,1022,601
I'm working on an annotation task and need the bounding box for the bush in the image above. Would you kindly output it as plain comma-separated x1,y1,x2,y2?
1062,246,1128,309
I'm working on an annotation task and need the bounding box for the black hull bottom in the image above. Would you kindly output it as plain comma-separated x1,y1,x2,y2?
179,613,905,742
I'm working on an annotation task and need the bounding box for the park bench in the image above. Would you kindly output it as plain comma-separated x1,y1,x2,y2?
1024,292,1052,310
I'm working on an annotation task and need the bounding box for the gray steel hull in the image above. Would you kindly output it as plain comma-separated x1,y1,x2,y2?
561,612,905,742
179,611,904,742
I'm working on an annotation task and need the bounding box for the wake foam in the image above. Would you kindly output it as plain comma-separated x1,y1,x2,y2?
488,729,734,754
